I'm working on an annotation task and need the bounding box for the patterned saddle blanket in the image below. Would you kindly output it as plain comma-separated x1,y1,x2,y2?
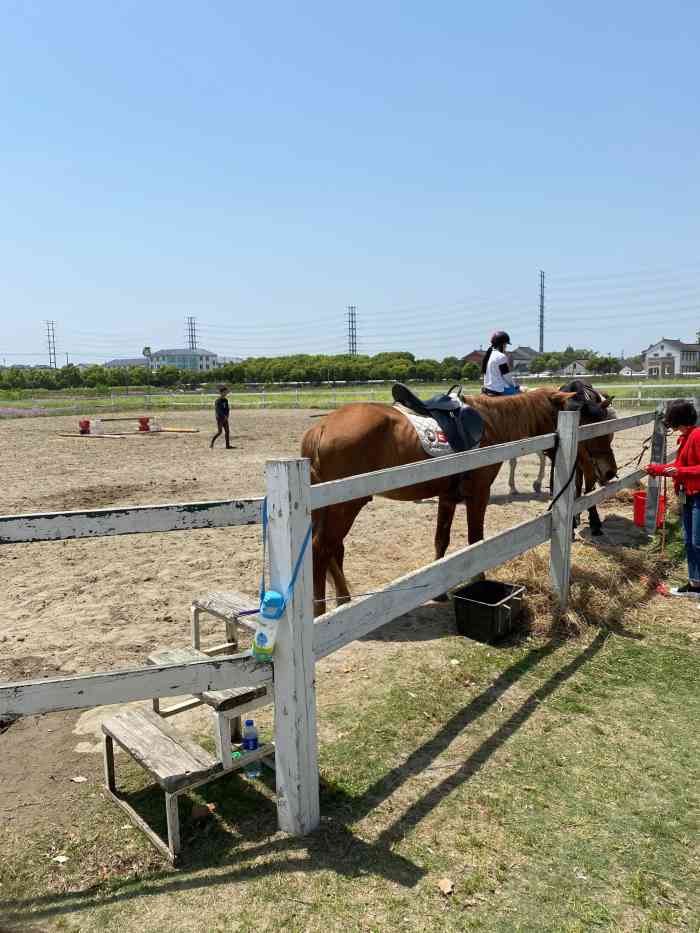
391,383,484,459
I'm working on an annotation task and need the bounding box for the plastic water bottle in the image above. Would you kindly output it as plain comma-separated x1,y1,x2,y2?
252,590,285,661
242,719,261,778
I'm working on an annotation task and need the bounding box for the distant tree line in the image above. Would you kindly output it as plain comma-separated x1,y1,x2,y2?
0,348,646,393
0,353,481,392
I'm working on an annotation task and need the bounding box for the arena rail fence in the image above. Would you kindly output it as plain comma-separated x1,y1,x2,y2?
0,406,664,839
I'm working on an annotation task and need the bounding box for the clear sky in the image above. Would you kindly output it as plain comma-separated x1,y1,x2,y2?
1,0,699,365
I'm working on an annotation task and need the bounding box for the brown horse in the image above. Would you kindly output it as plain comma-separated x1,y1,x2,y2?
302,387,617,615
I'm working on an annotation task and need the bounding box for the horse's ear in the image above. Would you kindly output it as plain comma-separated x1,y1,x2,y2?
602,396,614,407
550,390,577,409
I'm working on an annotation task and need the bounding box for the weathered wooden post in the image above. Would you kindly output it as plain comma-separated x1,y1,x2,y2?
645,404,667,536
549,408,581,609
265,457,320,836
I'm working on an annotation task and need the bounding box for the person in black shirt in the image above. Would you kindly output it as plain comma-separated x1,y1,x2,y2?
210,385,233,449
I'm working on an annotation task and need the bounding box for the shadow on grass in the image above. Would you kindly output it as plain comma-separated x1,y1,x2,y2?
1,632,608,926
0,537,667,925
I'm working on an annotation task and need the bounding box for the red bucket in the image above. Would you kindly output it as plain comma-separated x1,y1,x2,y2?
138,416,150,432
78,418,90,434
633,490,666,529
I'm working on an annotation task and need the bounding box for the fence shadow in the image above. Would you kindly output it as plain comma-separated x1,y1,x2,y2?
1,630,605,927
1,521,666,926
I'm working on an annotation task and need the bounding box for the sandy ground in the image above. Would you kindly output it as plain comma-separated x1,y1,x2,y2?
1,408,652,673
0,408,653,832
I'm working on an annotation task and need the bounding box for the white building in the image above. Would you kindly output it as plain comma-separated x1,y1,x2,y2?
151,348,218,372
642,339,700,377
557,360,590,377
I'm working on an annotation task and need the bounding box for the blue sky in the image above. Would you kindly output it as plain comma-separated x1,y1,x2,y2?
1,0,699,365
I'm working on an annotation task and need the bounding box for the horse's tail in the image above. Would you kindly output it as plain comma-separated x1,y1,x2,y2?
301,422,323,487
301,423,326,544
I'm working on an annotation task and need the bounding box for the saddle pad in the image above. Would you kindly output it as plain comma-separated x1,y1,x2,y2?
393,403,455,458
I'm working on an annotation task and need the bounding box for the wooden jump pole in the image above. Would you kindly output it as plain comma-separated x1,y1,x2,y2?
549,408,580,610
265,457,320,836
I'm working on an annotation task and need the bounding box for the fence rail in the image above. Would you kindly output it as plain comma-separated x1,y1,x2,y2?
0,498,263,544
0,404,666,843
310,434,557,510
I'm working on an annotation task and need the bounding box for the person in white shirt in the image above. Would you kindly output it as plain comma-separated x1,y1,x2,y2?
481,331,519,396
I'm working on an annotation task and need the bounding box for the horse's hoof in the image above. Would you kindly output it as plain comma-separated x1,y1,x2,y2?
432,592,450,603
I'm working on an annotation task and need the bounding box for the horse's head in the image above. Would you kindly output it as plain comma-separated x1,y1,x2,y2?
562,389,618,486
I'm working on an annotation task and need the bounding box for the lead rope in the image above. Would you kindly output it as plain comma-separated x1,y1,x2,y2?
238,497,313,620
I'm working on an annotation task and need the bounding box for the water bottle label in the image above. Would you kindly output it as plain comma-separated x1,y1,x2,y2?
242,737,258,751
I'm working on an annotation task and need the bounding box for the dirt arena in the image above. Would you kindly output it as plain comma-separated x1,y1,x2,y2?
0,407,652,835
1,407,651,676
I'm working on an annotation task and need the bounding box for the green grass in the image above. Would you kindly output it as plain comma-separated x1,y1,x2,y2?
2,610,699,932
2,378,700,419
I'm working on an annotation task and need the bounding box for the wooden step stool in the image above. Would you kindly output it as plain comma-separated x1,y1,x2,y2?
190,590,259,657
148,646,273,757
102,707,274,862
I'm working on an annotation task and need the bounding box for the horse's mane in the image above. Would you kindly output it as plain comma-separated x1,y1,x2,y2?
462,387,564,446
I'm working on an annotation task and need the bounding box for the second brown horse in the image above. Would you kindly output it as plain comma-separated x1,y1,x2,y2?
302,387,617,615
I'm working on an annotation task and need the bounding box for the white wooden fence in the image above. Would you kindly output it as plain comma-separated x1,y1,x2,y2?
0,406,665,839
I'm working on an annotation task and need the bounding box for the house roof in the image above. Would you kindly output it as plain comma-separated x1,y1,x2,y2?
105,357,149,367
642,338,700,353
511,346,538,359
152,348,217,356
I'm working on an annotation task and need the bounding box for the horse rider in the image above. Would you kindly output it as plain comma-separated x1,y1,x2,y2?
481,331,520,396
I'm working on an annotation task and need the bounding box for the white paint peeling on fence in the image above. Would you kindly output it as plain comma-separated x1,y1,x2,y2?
312,512,552,660
0,651,272,718
310,434,557,510
0,498,264,544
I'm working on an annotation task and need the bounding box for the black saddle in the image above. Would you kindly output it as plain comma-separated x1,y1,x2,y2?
392,383,484,452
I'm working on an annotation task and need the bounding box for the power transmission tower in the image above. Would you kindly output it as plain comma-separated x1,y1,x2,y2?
538,270,545,353
186,316,198,350
46,321,57,369
347,305,357,355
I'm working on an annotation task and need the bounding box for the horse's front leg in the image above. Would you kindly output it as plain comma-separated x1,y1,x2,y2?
572,467,583,538
433,496,457,602
508,459,518,497
533,452,546,494
586,476,603,536
435,496,457,559
465,466,500,544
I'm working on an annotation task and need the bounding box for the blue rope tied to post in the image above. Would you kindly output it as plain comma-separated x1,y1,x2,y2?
238,498,313,620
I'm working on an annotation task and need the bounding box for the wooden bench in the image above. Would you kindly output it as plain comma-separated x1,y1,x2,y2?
190,590,259,656
103,707,274,862
148,647,273,757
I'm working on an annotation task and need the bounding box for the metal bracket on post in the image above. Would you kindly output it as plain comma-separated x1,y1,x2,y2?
549,409,581,610
264,457,320,837
645,403,667,536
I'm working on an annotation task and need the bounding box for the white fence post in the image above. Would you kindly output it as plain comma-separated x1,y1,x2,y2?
549,409,580,609
265,457,320,836
644,404,667,535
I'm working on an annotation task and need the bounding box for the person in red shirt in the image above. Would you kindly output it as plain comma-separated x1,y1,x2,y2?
647,399,700,596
